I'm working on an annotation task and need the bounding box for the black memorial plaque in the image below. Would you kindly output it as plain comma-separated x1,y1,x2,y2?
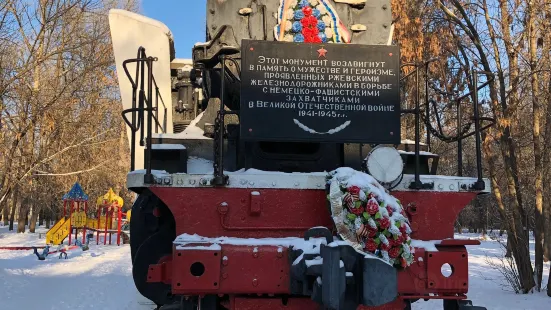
240,39,401,144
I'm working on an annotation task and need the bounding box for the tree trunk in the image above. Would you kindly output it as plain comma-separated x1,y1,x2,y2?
528,0,544,290
45,215,51,229
2,200,8,226
8,188,18,231
38,209,44,227
29,208,39,233
543,3,551,270
17,199,26,233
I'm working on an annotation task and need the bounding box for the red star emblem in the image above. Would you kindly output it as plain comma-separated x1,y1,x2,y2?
317,47,327,58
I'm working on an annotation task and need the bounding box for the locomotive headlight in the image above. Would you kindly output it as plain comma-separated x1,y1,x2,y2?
365,146,404,185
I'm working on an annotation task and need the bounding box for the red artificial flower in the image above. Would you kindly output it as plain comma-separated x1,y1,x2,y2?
313,34,322,43
302,6,313,17
367,226,378,237
306,35,317,43
388,247,400,258
399,223,407,234
378,217,391,229
366,199,379,215
309,16,318,27
348,186,361,196
394,234,403,244
349,205,364,216
364,240,378,253
311,26,319,35
381,242,391,251
386,206,394,216
301,18,310,28
304,27,319,37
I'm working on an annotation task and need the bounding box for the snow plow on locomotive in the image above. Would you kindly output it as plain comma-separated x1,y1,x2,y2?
109,1,494,309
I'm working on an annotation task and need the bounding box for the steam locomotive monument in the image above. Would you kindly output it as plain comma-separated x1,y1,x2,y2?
108,1,493,309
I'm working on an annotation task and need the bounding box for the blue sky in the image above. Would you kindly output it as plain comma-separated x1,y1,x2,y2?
141,0,207,58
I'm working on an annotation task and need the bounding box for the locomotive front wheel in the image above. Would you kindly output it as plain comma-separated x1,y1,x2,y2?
133,230,175,307
130,191,171,263
131,192,176,308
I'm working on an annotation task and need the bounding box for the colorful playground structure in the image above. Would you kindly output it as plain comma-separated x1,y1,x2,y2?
46,183,129,246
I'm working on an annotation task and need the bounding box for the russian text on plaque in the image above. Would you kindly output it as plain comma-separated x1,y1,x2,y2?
240,39,401,144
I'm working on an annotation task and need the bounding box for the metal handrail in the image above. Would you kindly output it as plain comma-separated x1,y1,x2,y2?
399,60,496,190
120,47,167,183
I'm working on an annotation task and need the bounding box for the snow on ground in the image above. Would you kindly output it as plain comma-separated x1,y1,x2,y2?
1,224,550,310
0,225,152,310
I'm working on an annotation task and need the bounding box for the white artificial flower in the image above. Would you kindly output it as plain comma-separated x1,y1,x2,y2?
289,0,298,7
381,250,390,262
285,21,292,31
322,15,332,26
284,34,294,42
354,217,363,230
309,0,319,6
388,223,400,236
368,218,377,228
316,4,327,14
379,206,389,218
325,27,334,39
379,234,389,245
286,9,294,20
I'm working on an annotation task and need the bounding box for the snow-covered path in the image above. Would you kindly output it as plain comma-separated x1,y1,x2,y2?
1,226,550,309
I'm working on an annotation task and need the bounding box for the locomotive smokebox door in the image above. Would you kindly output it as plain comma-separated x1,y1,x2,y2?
240,39,401,144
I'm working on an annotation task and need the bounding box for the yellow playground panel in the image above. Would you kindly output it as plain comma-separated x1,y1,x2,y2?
95,188,126,245
86,216,117,230
46,217,70,245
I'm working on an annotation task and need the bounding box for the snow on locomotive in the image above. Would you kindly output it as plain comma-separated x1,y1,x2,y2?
108,1,492,309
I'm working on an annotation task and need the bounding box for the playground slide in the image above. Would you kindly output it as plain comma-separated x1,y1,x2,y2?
45,218,70,245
